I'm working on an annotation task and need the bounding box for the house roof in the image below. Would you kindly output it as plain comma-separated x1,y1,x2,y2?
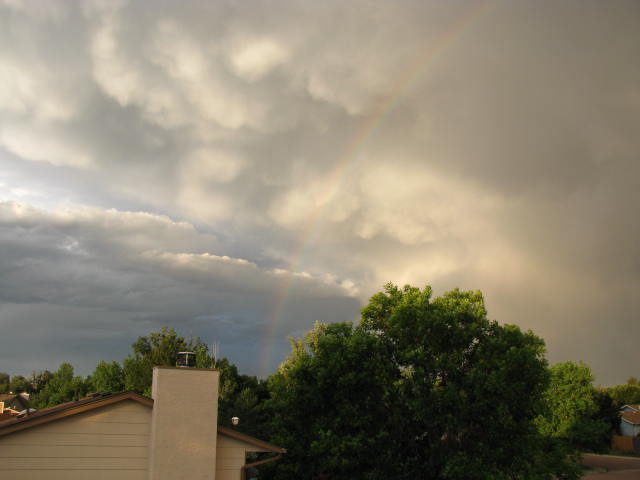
0,391,152,437
0,393,30,408
218,425,285,453
0,391,285,453
621,410,640,425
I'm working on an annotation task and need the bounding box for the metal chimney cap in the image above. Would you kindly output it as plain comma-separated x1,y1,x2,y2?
176,351,196,367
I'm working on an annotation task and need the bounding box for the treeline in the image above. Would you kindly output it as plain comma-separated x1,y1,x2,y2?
0,284,632,479
0,327,267,435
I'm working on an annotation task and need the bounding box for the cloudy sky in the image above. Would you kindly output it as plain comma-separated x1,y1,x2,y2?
0,0,638,385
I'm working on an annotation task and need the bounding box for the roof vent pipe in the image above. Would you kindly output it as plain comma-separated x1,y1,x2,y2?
177,351,196,368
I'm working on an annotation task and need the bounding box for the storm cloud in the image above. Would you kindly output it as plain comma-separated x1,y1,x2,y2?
0,0,639,383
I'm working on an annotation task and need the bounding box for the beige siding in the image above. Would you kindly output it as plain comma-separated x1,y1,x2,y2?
0,400,151,480
216,434,253,480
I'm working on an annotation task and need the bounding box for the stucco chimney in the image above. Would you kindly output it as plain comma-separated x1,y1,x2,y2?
148,366,220,480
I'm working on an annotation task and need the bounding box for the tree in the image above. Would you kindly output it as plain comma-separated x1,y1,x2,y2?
32,363,88,408
360,284,572,480
266,284,575,480
9,375,29,394
265,322,398,480
123,327,213,395
89,361,125,393
27,370,54,394
607,384,640,406
215,357,270,438
0,372,9,393
537,361,613,453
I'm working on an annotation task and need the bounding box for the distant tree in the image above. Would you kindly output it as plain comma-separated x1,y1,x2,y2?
123,327,213,396
32,363,88,408
89,361,124,393
607,384,640,406
537,361,612,453
123,356,153,396
27,370,54,394
626,376,639,386
9,375,29,394
216,357,269,438
0,372,10,393
593,388,620,437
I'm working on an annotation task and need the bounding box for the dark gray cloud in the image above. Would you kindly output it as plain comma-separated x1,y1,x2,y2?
0,201,360,375
0,0,638,384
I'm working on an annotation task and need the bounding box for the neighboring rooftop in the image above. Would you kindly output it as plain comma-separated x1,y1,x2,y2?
621,410,640,425
0,393,30,411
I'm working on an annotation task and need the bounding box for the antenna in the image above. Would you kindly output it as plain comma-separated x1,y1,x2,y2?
212,342,219,366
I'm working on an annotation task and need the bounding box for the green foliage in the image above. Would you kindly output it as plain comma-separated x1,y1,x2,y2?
607,384,640,405
31,363,88,408
89,361,124,393
265,322,397,480
0,372,9,393
266,284,573,480
123,356,153,396
9,374,29,394
130,326,189,366
122,327,213,395
28,370,54,394
537,361,612,453
216,357,269,439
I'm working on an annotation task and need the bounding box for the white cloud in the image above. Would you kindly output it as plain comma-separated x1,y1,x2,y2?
229,38,289,82
183,148,247,183
0,124,92,168
0,0,69,22
0,60,76,120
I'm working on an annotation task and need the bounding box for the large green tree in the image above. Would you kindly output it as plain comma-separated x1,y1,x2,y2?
266,284,576,480
359,284,572,479
266,322,397,479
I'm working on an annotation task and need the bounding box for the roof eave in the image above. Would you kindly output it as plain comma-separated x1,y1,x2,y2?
0,392,153,437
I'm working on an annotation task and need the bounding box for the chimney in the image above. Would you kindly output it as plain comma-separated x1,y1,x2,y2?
148,364,219,480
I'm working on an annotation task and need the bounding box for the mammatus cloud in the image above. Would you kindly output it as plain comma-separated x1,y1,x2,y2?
0,0,639,383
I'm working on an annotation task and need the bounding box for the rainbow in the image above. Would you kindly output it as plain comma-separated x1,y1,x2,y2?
259,0,496,376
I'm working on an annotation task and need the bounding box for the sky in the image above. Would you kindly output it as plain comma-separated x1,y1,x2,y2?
0,0,638,385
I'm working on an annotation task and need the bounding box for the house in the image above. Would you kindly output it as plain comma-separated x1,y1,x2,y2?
0,366,284,480
0,393,31,412
620,405,640,438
